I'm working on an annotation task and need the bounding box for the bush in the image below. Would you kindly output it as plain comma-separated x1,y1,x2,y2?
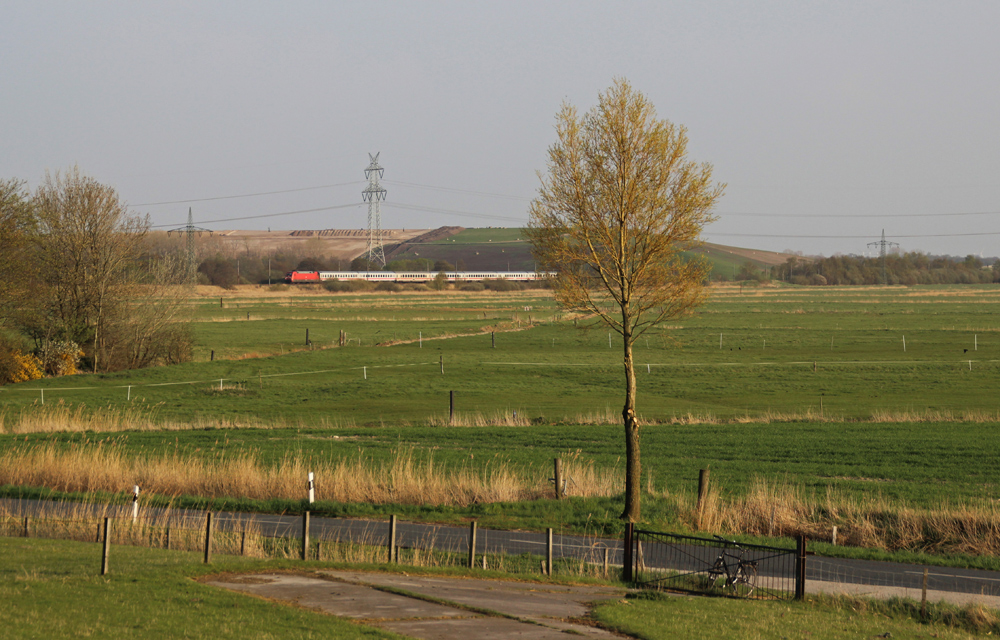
460,283,485,292
323,280,376,293
375,282,401,292
36,340,83,377
0,337,43,384
483,278,523,292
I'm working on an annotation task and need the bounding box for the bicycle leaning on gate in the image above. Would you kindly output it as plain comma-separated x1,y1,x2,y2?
704,535,759,597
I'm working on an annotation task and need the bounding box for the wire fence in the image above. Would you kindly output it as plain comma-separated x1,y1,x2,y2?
0,502,621,579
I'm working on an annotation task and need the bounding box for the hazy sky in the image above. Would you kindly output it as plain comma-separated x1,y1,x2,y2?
3,1,998,257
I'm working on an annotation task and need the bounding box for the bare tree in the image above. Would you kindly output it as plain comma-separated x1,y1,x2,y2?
0,178,35,326
30,167,149,372
526,79,724,522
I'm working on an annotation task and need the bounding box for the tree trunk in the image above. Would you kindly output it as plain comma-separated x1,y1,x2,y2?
621,330,641,522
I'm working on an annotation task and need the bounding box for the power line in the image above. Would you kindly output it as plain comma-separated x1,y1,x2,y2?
149,203,363,229
718,210,1000,218
383,180,532,201
385,202,526,223
708,230,1000,239
131,181,365,207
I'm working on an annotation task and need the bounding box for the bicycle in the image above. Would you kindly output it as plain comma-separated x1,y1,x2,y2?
704,535,758,597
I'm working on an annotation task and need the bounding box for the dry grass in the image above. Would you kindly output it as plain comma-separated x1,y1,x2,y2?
680,476,1000,556
0,401,356,434
0,443,617,506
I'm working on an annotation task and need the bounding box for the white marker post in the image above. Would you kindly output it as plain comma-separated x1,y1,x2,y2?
127,385,131,401
902,335,906,352
132,485,140,522
363,366,367,380
307,472,315,505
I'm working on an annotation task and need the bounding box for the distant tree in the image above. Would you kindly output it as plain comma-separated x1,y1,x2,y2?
29,168,148,372
0,178,35,326
526,79,723,522
296,257,327,272
433,260,455,272
431,271,449,291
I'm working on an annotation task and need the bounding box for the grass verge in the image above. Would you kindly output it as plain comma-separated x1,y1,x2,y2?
0,536,402,640
592,590,1000,639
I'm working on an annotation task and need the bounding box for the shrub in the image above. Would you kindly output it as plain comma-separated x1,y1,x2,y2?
0,337,43,384
36,340,83,377
375,282,401,292
460,283,485,292
484,278,523,292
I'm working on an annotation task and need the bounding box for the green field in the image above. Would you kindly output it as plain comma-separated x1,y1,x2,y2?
3,284,1000,521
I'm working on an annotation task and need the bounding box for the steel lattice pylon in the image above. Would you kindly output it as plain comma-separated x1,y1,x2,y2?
166,208,212,285
362,153,387,268
867,229,899,285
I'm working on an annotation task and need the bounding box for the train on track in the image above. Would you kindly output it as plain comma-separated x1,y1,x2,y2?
284,270,549,284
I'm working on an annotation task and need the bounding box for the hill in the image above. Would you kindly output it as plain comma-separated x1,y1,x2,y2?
209,227,798,277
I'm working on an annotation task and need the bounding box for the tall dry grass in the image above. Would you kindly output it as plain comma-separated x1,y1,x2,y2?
0,443,618,506
677,476,1000,557
0,400,354,434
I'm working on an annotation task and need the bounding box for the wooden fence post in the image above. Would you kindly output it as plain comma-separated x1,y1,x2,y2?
389,515,397,564
546,528,553,576
101,518,111,576
449,391,455,425
696,469,710,529
468,521,477,568
204,513,213,564
554,458,563,499
301,511,310,561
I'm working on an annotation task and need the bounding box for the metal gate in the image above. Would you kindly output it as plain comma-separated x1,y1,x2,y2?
629,528,803,600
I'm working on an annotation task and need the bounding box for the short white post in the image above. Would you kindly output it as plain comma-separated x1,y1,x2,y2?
608,332,612,348
219,378,224,390
647,364,650,374
419,331,422,348
363,366,367,380
719,333,723,349
40,389,44,405
132,485,140,522
127,385,131,401
307,472,315,504
902,335,906,352
975,334,978,351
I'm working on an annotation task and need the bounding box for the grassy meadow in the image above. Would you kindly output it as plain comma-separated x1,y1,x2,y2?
3,283,1000,555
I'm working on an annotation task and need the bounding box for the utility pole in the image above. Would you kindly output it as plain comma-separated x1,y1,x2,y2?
167,208,212,285
363,153,387,268
867,229,899,285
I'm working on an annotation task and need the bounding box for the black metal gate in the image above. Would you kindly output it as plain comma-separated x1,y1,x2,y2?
629,528,802,600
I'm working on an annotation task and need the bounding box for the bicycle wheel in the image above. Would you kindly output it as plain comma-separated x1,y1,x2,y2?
730,562,757,597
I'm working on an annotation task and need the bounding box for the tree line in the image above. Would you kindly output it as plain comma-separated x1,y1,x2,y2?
731,253,999,286
1,169,191,383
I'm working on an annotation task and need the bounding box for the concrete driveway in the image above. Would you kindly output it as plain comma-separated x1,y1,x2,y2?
205,570,631,639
